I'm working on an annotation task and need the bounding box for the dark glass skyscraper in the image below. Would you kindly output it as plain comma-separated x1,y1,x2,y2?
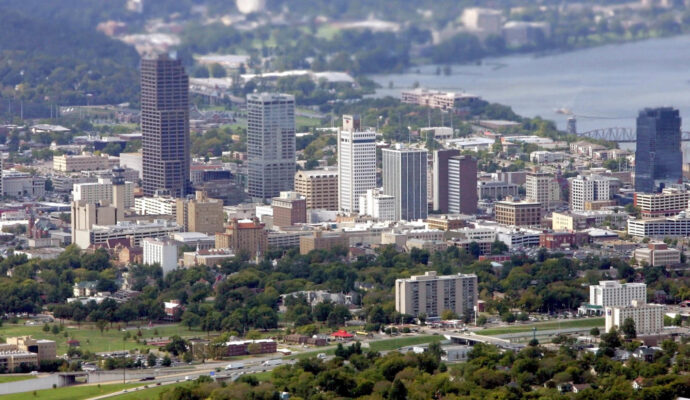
141,54,190,197
634,107,682,193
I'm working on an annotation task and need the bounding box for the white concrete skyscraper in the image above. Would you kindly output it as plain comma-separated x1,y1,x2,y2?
337,115,376,214
247,93,296,199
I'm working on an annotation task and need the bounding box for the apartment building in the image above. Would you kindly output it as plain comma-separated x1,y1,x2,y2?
569,175,615,212
142,237,178,275
395,271,478,318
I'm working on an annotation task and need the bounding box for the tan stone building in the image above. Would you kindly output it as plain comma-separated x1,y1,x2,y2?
176,191,224,235
53,153,114,173
294,170,339,210
494,200,542,226
299,231,349,255
215,218,268,256
5,336,56,364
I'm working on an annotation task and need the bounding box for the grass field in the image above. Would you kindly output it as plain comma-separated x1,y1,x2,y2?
296,115,323,129
109,382,190,400
0,375,35,383
0,322,194,355
480,318,604,336
288,335,441,359
2,383,142,400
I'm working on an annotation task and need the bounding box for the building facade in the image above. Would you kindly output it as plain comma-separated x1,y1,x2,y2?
634,243,681,267
272,191,307,227
635,107,682,193
448,155,478,215
141,54,190,197
294,170,338,210
73,180,135,209
432,149,460,213
142,237,178,275
53,154,114,173
589,280,647,308
299,231,349,255
215,218,268,256
395,271,478,318
247,93,296,199
382,146,428,221
605,301,664,335
359,188,396,221
634,188,690,218
526,172,560,211
569,175,613,212
494,200,542,226
338,115,376,214
175,191,224,235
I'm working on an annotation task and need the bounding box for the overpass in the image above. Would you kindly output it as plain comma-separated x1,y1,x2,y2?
443,333,524,351
577,127,690,142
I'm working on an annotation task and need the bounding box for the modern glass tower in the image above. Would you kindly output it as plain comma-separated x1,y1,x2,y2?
247,93,296,199
141,54,190,197
382,145,428,221
634,107,682,193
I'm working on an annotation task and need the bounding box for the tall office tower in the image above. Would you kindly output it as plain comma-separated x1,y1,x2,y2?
526,172,559,211
141,54,190,198
569,175,613,212
635,107,682,193
382,145,428,221
432,149,460,213
448,155,478,215
337,115,376,214
247,93,296,199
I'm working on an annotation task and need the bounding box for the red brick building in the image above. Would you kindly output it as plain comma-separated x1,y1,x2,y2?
272,192,307,228
539,231,590,249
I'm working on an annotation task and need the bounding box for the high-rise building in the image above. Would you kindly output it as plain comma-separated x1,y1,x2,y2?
176,191,225,235
395,271,478,318
605,301,664,335
294,170,339,210
141,54,190,198
432,149,460,213
448,155,478,215
589,280,647,308
382,146,428,221
247,93,296,199
635,107,682,193
526,172,560,211
338,115,376,214
569,175,614,212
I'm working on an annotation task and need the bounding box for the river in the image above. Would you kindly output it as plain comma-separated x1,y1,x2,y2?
371,34,690,135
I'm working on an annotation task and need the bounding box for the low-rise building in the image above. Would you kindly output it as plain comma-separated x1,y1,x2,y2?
74,219,181,249
539,231,589,250
634,243,681,267
272,191,307,228
627,213,690,238
5,336,56,364
135,195,177,216
53,153,115,173
477,180,519,200
183,248,235,267
299,231,348,255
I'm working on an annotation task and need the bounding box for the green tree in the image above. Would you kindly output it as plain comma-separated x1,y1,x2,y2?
389,379,407,400
209,63,226,78
621,318,636,339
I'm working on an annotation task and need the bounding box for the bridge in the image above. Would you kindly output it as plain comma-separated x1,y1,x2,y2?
577,127,690,142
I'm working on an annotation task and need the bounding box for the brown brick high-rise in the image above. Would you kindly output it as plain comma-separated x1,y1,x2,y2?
141,54,190,197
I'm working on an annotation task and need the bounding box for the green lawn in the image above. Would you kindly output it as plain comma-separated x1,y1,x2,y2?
108,382,190,400
296,116,323,129
0,322,193,355
1,383,142,400
289,335,441,359
480,318,604,336
0,375,35,383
